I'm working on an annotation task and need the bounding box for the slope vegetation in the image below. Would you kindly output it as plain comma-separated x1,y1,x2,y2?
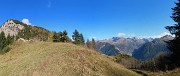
132,35,173,61
0,42,139,76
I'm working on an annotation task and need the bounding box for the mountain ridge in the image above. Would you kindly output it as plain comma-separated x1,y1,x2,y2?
0,19,50,41
96,37,149,56
96,35,173,60
132,35,173,61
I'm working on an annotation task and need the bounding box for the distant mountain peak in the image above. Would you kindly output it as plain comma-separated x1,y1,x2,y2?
160,35,173,40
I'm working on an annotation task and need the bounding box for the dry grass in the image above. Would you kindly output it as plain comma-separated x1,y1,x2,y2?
133,69,180,76
0,42,140,76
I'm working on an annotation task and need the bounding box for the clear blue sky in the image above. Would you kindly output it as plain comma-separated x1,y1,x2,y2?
0,0,177,40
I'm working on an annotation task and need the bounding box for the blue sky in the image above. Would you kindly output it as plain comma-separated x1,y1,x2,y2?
0,0,177,40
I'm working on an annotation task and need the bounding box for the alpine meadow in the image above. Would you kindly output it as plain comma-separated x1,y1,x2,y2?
0,0,180,76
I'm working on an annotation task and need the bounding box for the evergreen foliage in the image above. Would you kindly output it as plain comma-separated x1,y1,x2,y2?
79,34,85,45
92,38,96,50
165,0,180,68
62,30,70,42
72,29,80,45
0,31,6,50
6,34,14,45
72,29,85,45
85,38,97,50
86,39,91,48
58,31,63,42
53,32,59,42
53,30,71,43
0,32,14,54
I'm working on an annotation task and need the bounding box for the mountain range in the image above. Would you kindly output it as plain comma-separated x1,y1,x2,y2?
132,35,173,61
96,37,153,55
96,35,173,61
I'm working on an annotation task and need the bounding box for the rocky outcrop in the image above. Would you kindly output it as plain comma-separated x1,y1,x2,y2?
0,19,24,37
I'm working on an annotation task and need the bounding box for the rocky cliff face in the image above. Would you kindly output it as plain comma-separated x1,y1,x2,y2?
0,19,49,41
0,19,24,36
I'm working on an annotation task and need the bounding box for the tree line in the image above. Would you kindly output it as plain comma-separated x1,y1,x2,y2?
0,28,97,54
52,29,96,50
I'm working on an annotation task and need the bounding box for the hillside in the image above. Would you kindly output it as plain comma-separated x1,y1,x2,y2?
0,42,139,76
132,35,173,61
0,19,50,41
96,42,120,56
113,54,140,69
0,19,24,37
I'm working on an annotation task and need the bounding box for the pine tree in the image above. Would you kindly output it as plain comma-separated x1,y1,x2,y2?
0,32,6,50
6,34,12,46
86,39,91,48
92,38,96,50
53,32,59,42
58,31,63,42
79,33,85,45
62,30,69,42
72,29,80,45
165,0,180,68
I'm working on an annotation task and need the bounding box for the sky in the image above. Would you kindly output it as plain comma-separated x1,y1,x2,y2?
0,0,177,40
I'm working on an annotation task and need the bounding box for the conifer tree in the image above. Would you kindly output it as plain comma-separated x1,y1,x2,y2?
86,39,91,48
0,32,6,50
79,33,85,45
165,0,180,68
58,31,63,42
62,30,69,42
72,29,85,45
53,32,59,42
72,29,80,45
92,38,96,50
6,34,12,45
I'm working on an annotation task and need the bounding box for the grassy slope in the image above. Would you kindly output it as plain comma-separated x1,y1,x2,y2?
0,42,139,76
139,69,180,76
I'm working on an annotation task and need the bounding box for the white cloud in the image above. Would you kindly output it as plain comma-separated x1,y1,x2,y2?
22,19,31,25
118,32,172,39
92,37,97,40
141,32,172,39
118,33,126,37
161,32,171,36
128,33,136,38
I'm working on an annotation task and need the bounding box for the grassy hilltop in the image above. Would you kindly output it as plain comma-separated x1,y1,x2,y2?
0,42,139,76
